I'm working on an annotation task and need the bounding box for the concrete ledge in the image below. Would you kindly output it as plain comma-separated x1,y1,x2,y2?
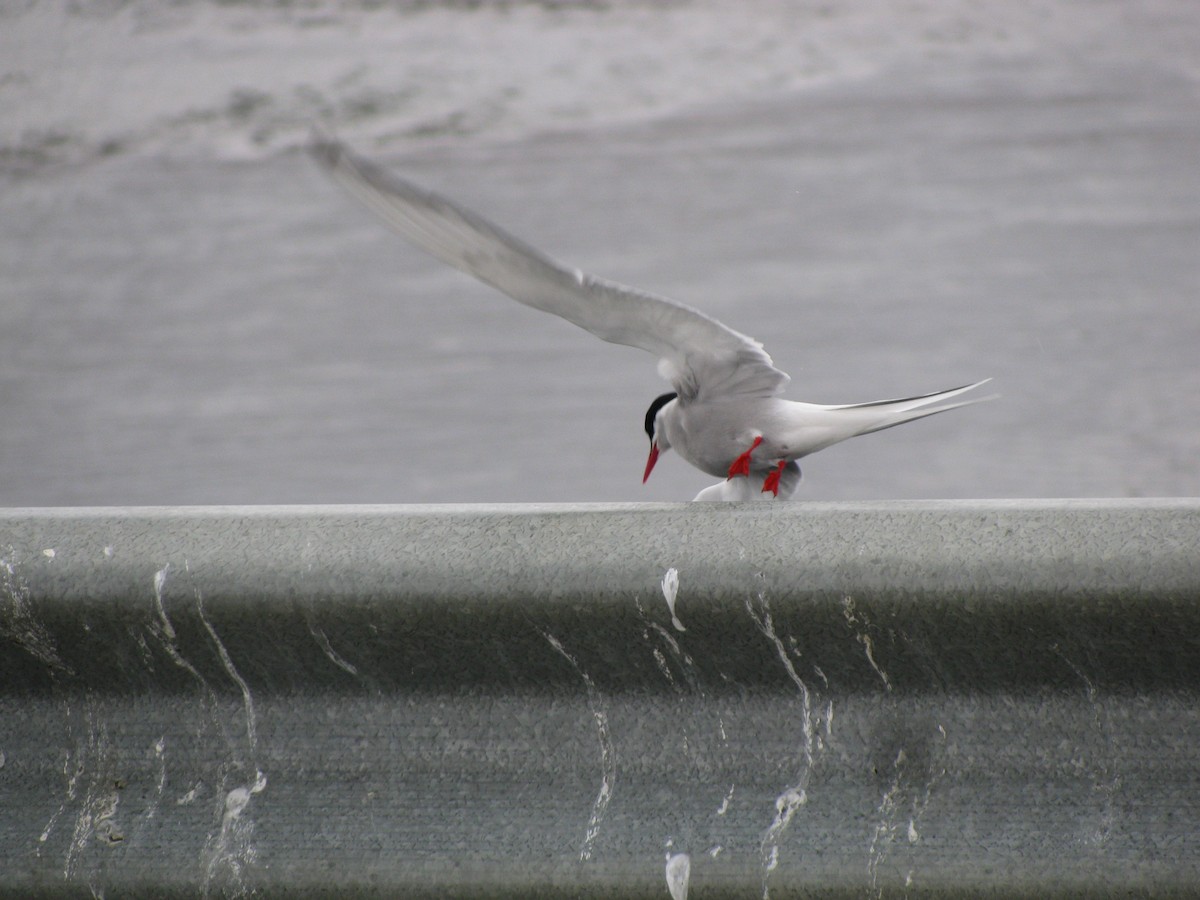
2,501,1198,896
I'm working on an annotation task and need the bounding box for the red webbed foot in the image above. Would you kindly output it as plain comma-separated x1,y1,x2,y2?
761,460,788,497
726,435,764,479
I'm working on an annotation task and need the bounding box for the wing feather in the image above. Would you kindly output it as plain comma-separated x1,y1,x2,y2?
311,138,789,402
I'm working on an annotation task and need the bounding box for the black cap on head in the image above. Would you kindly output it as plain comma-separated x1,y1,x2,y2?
644,392,678,440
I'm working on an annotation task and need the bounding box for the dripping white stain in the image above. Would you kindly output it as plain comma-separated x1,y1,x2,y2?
867,727,947,897
310,623,360,677
661,567,685,632
138,737,168,827
867,748,906,895
153,735,166,769
39,748,79,847
765,844,779,873
842,596,892,692
716,784,734,816
153,567,176,641
204,770,268,894
746,589,820,899
149,568,216,721
648,621,704,695
196,590,258,754
163,562,269,896
747,594,815,765
2,551,67,672
652,647,677,688
766,787,807,843
63,694,123,880
543,630,616,862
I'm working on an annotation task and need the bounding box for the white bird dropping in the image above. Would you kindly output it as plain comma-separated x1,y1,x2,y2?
665,852,690,900
661,567,685,631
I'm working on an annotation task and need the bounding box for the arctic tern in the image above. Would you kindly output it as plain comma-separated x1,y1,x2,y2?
312,138,993,501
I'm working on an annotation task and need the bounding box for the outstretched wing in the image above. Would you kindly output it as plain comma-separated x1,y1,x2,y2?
311,138,789,403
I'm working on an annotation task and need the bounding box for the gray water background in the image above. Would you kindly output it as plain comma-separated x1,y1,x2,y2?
2,1,1198,504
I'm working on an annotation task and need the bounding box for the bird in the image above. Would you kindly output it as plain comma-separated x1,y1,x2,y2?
310,137,993,501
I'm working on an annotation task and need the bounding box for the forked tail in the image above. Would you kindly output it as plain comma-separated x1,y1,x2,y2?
830,378,997,437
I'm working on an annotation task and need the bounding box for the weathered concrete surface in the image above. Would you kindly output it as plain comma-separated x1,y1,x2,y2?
1,501,1198,897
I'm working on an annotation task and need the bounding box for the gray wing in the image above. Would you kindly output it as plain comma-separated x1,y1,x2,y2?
311,138,790,403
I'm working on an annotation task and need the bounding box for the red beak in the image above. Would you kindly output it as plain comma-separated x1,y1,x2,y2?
642,442,660,483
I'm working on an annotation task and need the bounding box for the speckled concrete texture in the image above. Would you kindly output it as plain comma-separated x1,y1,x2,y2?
1,501,1198,896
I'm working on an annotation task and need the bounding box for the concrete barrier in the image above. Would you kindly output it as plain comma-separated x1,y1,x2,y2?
2,501,1198,897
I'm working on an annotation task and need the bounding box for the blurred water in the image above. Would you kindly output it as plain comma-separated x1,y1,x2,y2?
2,1,1198,504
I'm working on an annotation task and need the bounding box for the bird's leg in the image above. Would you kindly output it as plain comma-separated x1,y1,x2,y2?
726,435,764,479
761,460,788,497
